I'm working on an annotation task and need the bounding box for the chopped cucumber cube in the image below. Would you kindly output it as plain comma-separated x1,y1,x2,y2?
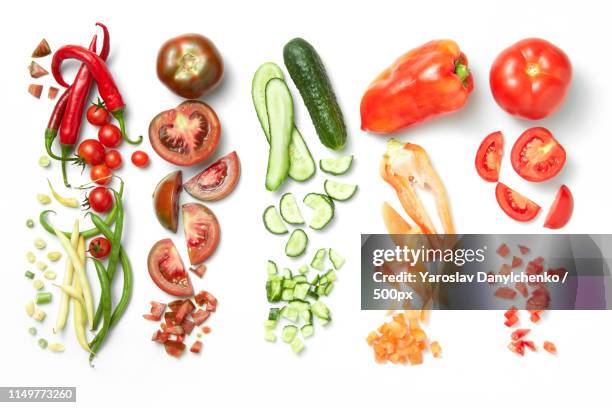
293,282,310,300
265,329,277,342
268,308,281,321
298,264,309,275
282,325,298,343
267,260,278,276
311,301,331,321
310,248,327,271
329,248,345,270
301,324,315,338
290,338,305,354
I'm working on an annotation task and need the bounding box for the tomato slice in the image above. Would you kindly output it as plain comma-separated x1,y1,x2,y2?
495,182,541,222
147,239,194,297
475,131,503,182
510,127,566,182
182,203,220,264
184,151,240,201
544,185,573,229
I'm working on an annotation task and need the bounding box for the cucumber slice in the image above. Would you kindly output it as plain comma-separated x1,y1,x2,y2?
289,300,310,313
267,260,278,276
263,205,288,234
311,301,331,321
282,268,293,279
290,338,305,354
320,155,353,175
282,325,298,343
252,63,315,182
324,269,337,282
280,306,298,322
324,180,358,201
329,248,345,270
265,78,294,191
310,248,327,271
285,229,308,257
301,324,314,338
293,275,308,283
303,193,334,230
281,288,294,301
279,193,305,225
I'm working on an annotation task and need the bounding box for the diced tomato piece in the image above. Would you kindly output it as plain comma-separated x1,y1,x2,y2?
190,340,203,353
192,309,211,326
543,341,557,354
168,299,184,312
497,243,510,257
167,325,184,336
522,340,537,352
143,314,160,321
194,290,218,311
495,287,517,300
48,87,59,100
164,312,176,326
175,300,195,324
527,287,550,310
28,84,43,99
515,282,528,298
533,256,545,265
499,264,511,276
511,328,530,341
430,341,442,358
181,318,196,335
518,245,530,255
163,340,186,357
504,314,519,327
504,306,518,319
508,341,525,356
175,335,184,343
151,330,169,343
190,264,207,278
143,301,167,321
511,256,522,268
202,326,212,334
529,310,543,323
526,261,543,276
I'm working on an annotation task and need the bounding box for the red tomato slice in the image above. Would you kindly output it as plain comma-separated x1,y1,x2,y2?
147,239,194,297
544,185,573,229
475,131,503,182
184,151,240,201
495,182,541,222
511,127,566,182
182,203,220,265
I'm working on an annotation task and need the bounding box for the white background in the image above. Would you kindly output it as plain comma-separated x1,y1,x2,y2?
1,0,612,406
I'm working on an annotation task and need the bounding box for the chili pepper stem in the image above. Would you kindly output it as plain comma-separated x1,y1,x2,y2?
60,144,74,187
112,110,142,145
454,62,470,86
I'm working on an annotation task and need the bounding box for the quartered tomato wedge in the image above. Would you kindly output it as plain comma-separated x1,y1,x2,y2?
495,182,541,222
153,171,182,232
182,203,220,264
544,184,573,229
475,131,503,182
511,127,566,182
149,100,220,166
184,151,240,201
147,239,194,297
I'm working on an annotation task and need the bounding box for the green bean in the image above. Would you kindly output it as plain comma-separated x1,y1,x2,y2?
88,258,111,364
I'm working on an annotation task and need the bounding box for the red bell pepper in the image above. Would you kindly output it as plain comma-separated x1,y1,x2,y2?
361,39,473,134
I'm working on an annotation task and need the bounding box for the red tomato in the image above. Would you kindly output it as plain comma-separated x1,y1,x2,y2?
475,131,503,182
147,239,194,297
87,187,113,213
98,124,122,148
495,182,541,222
182,203,220,265
104,149,122,170
490,38,572,120
89,237,111,259
544,185,573,229
131,150,150,167
77,139,105,166
184,151,240,201
511,127,566,182
86,102,110,126
90,164,112,185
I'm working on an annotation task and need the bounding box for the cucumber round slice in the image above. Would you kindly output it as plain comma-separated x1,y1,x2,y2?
279,193,305,225
324,180,358,201
303,193,334,230
319,155,353,175
285,229,308,257
263,205,288,234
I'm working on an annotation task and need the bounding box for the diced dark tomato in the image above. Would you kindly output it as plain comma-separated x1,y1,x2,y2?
181,319,196,335
152,330,170,343
168,299,185,312
518,245,530,255
163,340,186,357
190,340,203,353
192,309,211,326
175,299,195,324
194,290,217,311
167,325,185,336
527,287,550,310
190,264,207,278
515,282,528,298
511,329,530,341
547,267,567,279
164,312,176,326
511,256,522,268
143,301,167,321
497,243,510,257
495,287,517,300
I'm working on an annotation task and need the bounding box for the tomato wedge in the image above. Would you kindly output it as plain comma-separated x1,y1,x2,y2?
475,131,503,182
495,182,541,222
544,185,573,229
511,127,566,182
147,239,194,297
184,151,240,201
182,203,220,264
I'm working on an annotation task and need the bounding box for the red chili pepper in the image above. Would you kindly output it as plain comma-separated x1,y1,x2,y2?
44,88,71,161
360,39,473,134
51,40,142,146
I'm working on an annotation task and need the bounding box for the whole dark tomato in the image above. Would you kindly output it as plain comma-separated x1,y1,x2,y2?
87,186,113,213
86,100,110,126
490,38,572,120
98,124,122,148
104,149,122,170
89,236,111,259
156,34,223,99
91,164,112,185
77,139,105,166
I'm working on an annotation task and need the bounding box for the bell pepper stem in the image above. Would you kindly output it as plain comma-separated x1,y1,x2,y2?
454,62,470,86
112,109,142,145
60,144,73,187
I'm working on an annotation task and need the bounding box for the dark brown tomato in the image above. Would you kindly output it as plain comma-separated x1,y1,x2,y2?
153,171,182,232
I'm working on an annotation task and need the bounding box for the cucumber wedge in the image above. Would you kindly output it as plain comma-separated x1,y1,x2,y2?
263,205,288,234
265,78,294,191
329,248,345,270
310,248,327,271
303,193,334,230
285,229,308,257
324,180,358,201
267,260,278,276
279,193,305,225
320,155,353,175
252,63,315,182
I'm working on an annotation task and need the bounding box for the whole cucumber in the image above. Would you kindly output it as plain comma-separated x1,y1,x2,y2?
283,38,347,151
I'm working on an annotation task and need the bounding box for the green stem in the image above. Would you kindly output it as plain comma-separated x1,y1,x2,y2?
112,109,142,145
454,62,470,87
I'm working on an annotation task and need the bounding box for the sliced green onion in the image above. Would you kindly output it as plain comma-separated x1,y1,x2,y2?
26,219,35,228
38,338,48,349
35,292,52,305
28,327,37,336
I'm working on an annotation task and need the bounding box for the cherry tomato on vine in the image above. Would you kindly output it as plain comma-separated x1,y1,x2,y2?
131,150,150,168
89,237,111,259
104,149,122,170
87,187,113,213
98,124,122,148
77,139,105,166
91,164,112,185
86,100,110,126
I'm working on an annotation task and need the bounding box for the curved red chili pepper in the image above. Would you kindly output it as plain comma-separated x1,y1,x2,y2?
44,88,71,161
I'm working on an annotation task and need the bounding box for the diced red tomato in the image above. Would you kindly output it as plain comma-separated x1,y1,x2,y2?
192,309,211,326
511,328,530,341
167,325,185,336
202,326,212,334
543,341,557,354
190,340,203,353
143,301,167,321
175,300,195,324
190,264,207,278
504,306,518,319
497,243,510,257
152,330,170,343
504,314,519,327
163,340,186,357
194,290,218,311
164,312,176,326
522,340,537,352
181,319,196,335
508,341,525,356
511,256,522,268
527,287,550,310
515,282,528,298
168,299,184,312
533,256,545,265
529,310,543,323
518,245,530,255
499,264,511,276
495,287,517,300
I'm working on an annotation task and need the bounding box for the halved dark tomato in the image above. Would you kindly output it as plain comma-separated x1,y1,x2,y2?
510,127,566,182
475,131,503,182
184,151,240,201
149,100,220,166
182,203,220,264
495,182,541,222
153,171,182,232
544,184,573,229
147,239,194,297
